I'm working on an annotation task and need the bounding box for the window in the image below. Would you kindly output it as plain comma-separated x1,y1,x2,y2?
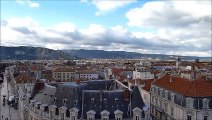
49,110,53,119
159,100,162,108
160,89,163,96
72,116,76,120
164,103,168,112
88,118,93,120
136,115,139,120
103,118,108,120
202,98,209,109
171,107,174,116
156,98,158,106
154,87,157,94
116,118,121,120
63,99,67,105
171,93,175,102
187,115,191,120
204,116,208,120
151,96,154,103
186,98,193,108
165,91,168,99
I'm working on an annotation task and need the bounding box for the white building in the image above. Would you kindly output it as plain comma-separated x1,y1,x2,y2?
76,70,99,80
133,69,154,80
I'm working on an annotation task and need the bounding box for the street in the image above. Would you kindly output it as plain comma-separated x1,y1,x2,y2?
0,70,20,120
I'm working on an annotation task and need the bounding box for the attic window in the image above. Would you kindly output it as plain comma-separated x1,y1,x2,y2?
91,98,95,102
103,98,107,103
165,91,168,99
75,100,78,106
54,97,57,102
63,99,67,105
202,98,209,109
186,98,193,108
171,93,175,102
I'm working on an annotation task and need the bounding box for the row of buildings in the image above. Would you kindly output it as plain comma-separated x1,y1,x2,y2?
4,58,212,120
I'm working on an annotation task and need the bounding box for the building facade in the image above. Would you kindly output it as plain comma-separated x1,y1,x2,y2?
150,75,212,120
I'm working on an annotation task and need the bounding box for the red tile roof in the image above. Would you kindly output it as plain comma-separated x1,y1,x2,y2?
15,74,35,83
129,79,154,92
52,67,75,72
153,75,212,97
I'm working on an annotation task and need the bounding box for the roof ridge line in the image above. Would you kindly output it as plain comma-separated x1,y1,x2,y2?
184,81,193,96
194,81,197,96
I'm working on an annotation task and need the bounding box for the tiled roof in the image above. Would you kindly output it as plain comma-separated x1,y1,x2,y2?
129,79,154,92
112,68,125,73
15,74,35,83
153,75,212,97
52,67,75,72
77,70,98,74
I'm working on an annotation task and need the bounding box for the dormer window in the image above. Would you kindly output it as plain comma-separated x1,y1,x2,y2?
91,98,95,103
54,97,57,103
165,91,168,99
154,87,157,94
115,98,119,102
202,98,209,109
160,88,163,96
63,99,67,105
103,98,107,103
186,98,193,108
171,93,175,102
74,100,78,106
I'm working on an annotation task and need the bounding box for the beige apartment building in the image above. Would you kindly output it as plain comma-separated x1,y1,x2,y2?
52,67,75,82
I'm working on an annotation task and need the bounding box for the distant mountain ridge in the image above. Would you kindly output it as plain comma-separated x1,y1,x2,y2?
0,46,211,60
0,46,78,60
63,49,211,60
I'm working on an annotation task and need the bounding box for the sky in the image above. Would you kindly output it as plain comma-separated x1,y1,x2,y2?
1,0,211,57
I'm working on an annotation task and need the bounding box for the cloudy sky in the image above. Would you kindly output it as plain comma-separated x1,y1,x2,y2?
1,0,211,57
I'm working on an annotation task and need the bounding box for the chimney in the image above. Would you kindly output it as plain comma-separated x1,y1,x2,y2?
144,81,146,86
123,88,129,101
75,79,80,84
135,79,138,85
169,76,173,83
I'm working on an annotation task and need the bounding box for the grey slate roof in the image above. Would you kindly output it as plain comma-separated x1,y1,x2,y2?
82,90,130,119
31,79,146,119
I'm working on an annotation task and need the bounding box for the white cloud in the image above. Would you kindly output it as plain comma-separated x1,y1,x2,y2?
126,1,211,28
80,24,105,35
1,17,211,57
83,0,136,16
16,0,40,8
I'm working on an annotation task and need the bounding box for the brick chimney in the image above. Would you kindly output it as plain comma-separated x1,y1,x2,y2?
75,79,80,84
123,88,129,101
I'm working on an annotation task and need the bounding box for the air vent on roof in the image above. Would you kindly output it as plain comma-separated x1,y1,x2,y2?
115,98,119,102
44,93,47,95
